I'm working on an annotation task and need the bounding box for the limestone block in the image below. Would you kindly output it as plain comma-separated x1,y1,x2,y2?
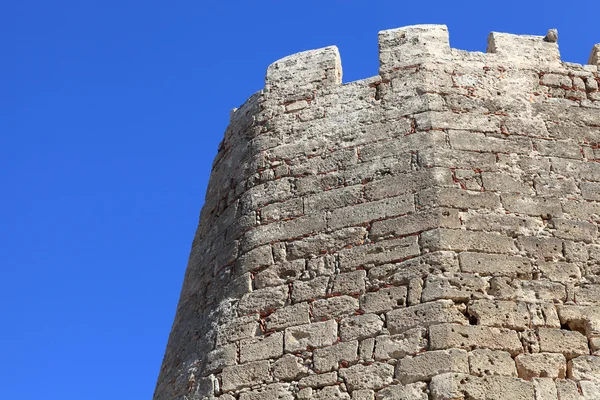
338,236,420,271
369,251,459,285
310,385,351,400
239,332,284,363
299,371,338,388
338,362,394,391
418,148,498,171
568,356,600,382
374,328,428,361
370,208,460,239
421,273,488,302
243,214,327,251
292,276,329,303
555,379,583,400
284,320,338,353
265,302,311,331
386,300,468,334
589,44,600,66
488,31,560,64
481,172,532,193
515,353,567,379
537,328,589,359
254,260,306,289
352,389,375,400
238,383,294,400
314,341,359,372
489,277,567,303
313,296,360,321
421,228,518,254
205,343,237,373
303,186,364,215
581,182,600,201
430,372,534,400
328,195,415,230
468,300,531,331
216,314,260,345
396,349,469,384
516,236,563,259
575,284,600,305
418,187,501,210
340,314,384,341
358,338,375,361
360,286,407,314
532,139,582,159
532,378,558,400
429,323,524,356
272,354,307,381
537,261,581,283
501,194,563,217
221,360,270,391
459,252,532,278
287,226,366,259
468,349,517,377
450,131,532,155
551,218,597,243
237,244,274,274
375,382,428,400
332,270,367,295
557,305,600,337
460,212,543,237
378,24,451,74
237,285,289,315
581,381,600,399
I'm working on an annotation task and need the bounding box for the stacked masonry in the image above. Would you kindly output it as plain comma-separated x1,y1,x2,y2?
154,25,600,400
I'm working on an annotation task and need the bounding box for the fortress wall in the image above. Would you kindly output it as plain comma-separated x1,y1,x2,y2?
155,25,600,400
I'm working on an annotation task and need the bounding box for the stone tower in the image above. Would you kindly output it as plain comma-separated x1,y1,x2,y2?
154,25,600,400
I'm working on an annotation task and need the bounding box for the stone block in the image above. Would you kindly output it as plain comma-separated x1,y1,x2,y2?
568,356,600,382
482,172,532,193
537,261,581,283
312,296,360,321
430,372,534,400
254,260,306,289
298,371,338,388
332,270,367,295
468,300,531,331
370,208,460,239
314,340,359,372
501,194,563,217
459,252,532,278
285,320,338,352
421,273,488,302
537,328,589,359
328,195,415,230
421,228,518,254
360,286,407,314
468,349,517,377
340,314,384,341
240,332,284,363
396,349,469,384
429,323,524,356
418,187,501,210
287,227,367,259
265,302,311,331
375,382,428,400
551,218,597,243
338,236,420,271
387,300,468,334
216,314,260,345
515,353,567,379
338,362,394,390
221,360,270,391
238,383,294,400
272,354,307,381
237,285,289,315
374,328,428,361
292,276,329,303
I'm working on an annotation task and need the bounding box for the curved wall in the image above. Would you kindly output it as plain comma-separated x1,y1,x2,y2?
155,25,600,400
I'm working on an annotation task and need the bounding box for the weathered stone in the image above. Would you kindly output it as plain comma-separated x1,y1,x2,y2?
221,360,270,391
240,332,284,363
430,373,534,400
429,323,524,356
332,270,367,295
313,296,360,321
285,320,338,353
273,354,307,381
459,252,532,278
314,341,359,372
468,349,517,377
338,362,394,391
396,349,469,384
299,371,339,388
238,383,294,400
340,314,384,341
360,286,407,314
568,356,600,382
376,382,428,400
265,302,311,331
537,328,589,359
515,353,567,379
386,300,468,334
374,328,428,361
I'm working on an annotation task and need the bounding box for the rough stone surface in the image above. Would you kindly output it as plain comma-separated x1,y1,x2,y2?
155,24,600,400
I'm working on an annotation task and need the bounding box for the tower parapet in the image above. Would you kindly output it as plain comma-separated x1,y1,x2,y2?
155,25,600,400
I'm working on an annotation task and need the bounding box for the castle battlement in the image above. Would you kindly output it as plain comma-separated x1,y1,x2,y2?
156,25,600,400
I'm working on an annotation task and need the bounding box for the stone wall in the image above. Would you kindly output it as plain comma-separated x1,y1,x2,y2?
154,25,600,400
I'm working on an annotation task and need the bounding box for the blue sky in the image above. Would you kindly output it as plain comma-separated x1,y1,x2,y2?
1,1,597,399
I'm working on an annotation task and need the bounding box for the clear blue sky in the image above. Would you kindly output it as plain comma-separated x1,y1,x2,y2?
1,1,597,398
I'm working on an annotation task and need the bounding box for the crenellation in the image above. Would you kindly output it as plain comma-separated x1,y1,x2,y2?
155,24,600,400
